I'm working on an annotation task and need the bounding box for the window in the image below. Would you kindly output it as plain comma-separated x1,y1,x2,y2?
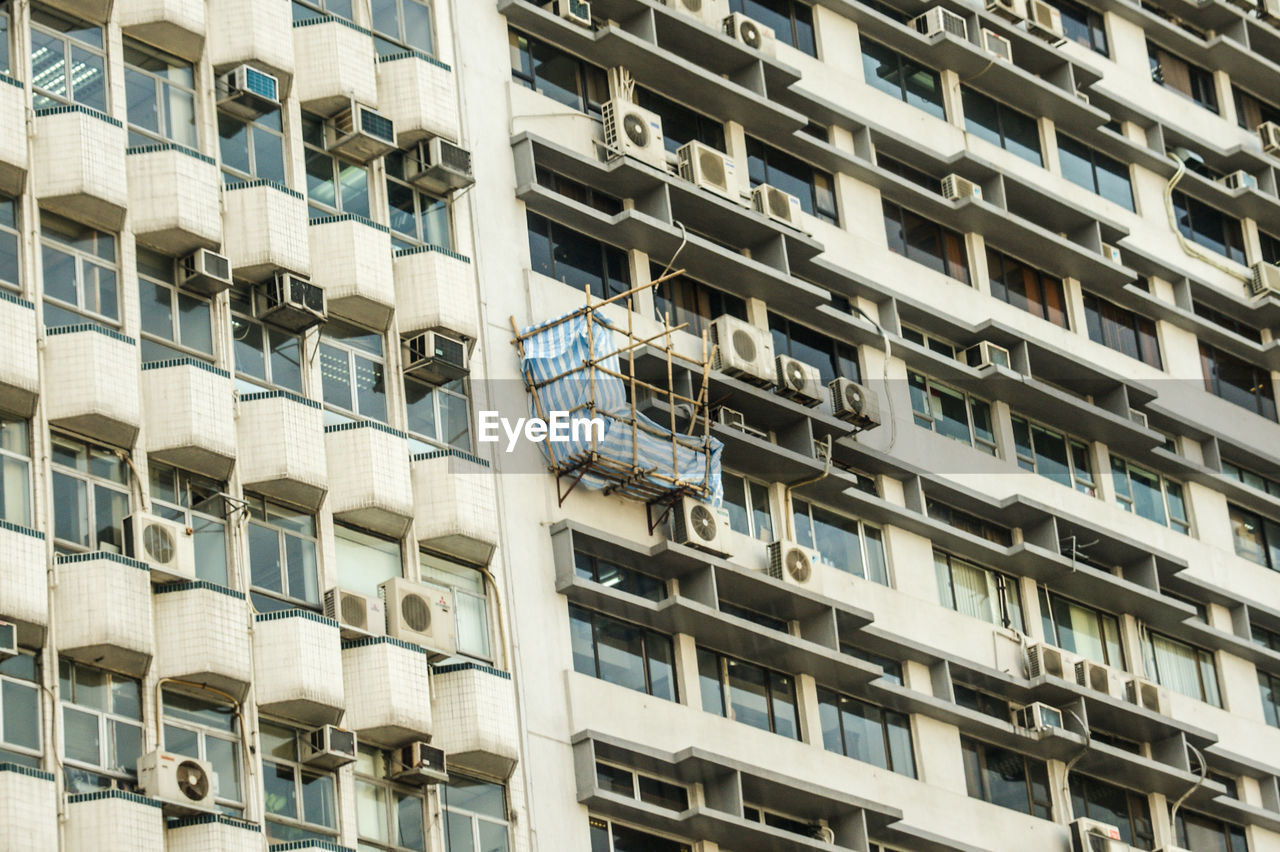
908,372,996,454
651,267,746,339
292,0,353,21
1172,192,1245,264
40,212,119,327
0,4,9,76
986,248,1068,328
230,292,304,394
769,313,860,384
882,201,970,284
842,646,904,685
442,777,511,852
901,326,958,359
569,605,676,700
371,0,434,57
1083,292,1160,368
0,652,40,767
962,88,1042,166
245,494,320,612
386,151,451,249
1111,456,1189,533
0,417,30,527
536,168,622,216
218,108,287,185
1200,343,1276,421
729,0,815,56
746,136,837,223
1149,42,1218,113
1235,86,1280,132
302,112,371,220
935,551,1024,631
261,721,339,843
405,375,471,453
30,8,107,111
354,746,429,851
1229,504,1280,570
1039,587,1124,668
508,30,607,117
1261,230,1280,266
595,762,688,812
589,817,690,852
960,737,1052,818
954,682,1009,720
1194,301,1262,343
817,688,915,776
51,433,129,555
1224,460,1280,499
1260,669,1280,728
162,689,242,814
742,804,821,837
1057,135,1132,211
123,39,195,147
1254,623,1280,651
574,550,667,602
137,248,214,362
1010,415,1096,495
526,212,631,300
721,473,774,543
720,600,788,633
860,38,945,120
421,552,493,661
335,524,402,598
319,319,388,423
1069,775,1153,849
1052,0,1108,55
150,463,229,585
879,155,938,192
1174,810,1249,852
1143,631,1220,706
0,195,19,292
59,660,143,793
927,500,1013,546
636,87,725,154
793,498,887,585
698,648,799,739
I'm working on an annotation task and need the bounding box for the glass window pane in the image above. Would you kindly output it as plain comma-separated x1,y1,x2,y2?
62,707,100,765
285,535,319,605
356,779,390,844
206,736,241,802
726,660,770,732
396,791,427,851
2,681,39,750
594,618,647,693
263,762,298,819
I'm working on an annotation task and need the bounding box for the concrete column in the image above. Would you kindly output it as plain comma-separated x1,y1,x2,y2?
795,673,825,746
1040,117,1061,177
673,632,703,711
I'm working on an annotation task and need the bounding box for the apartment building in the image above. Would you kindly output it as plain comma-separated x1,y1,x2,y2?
0,0,1279,849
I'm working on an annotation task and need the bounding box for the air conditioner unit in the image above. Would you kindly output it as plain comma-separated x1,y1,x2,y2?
179,249,232,295
982,28,1014,61
767,540,822,591
669,497,730,556
402,330,469,384
677,140,737,200
941,173,982,201
1012,701,1064,731
961,341,1011,370
300,725,357,769
553,0,592,27
379,577,457,660
1026,642,1070,679
1076,91,1090,105
775,355,824,406
911,7,969,39
1101,243,1123,264
1125,677,1165,713
324,588,386,639
1250,261,1280,297
390,741,449,786
986,0,1027,21
1129,410,1148,429
0,622,15,661
710,315,775,384
724,12,776,57
662,0,729,27
829,378,881,429
1218,170,1258,191
1074,659,1116,697
124,513,195,583
327,101,396,163
406,137,475,193
1070,817,1128,852
1262,122,1280,156
216,64,279,120
137,751,217,813
751,183,802,228
256,273,325,332
1027,0,1065,39
603,98,666,169
717,406,745,430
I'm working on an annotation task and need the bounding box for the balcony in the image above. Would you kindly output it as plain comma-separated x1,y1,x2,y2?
292,16,378,116
153,582,252,700
206,0,294,85
0,524,48,647
324,422,414,537
252,610,345,726
53,553,153,678
32,106,127,232
0,292,39,417
125,145,222,255
64,791,165,852
236,390,327,510
41,0,112,21
141,359,236,480
44,324,141,449
392,245,477,339
341,636,433,746
0,766,57,851
375,52,459,146
410,450,497,565
221,181,310,282
166,814,263,852
430,663,520,779
309,215,395,329
118,0,206,61
0,76,25,195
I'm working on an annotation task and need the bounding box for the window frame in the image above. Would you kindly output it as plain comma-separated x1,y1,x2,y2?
0,194,20,293
245,493,321,613
1143,630,1221,706
1171,191,1246,264
0,651,42,767
792,497,887,584
986,247,1068,328
261,720,340,843
934,550,1025,632
229,292,305,394
301,112,373,220
386,151,452,250
908,371,997,454
730,0,816,57
122,37,197,148
370,0,435,58
161,688,244,814
1110,455,1190,533
859,37,946,120
1068,774,1154,849
40,212,121,328
1051,0,1108,55
442,776,511,852
720,471,774,544
354,745,430,852
882,199,970,284
569,605,678,701
1082,291,1161,368
526,211,632,301
59,659,144,793
149,462,231,586
746,135,838,224
1038,586,1125,669
50,432,131,556
0,416,31,528
816,686,916,777
1057,133,1133,211
30,8,108,111
1148,42,1219,113
697,647,800,739
217,108,288,185
318,318,390,424
961,87,1044,166
419,551,495,662
508,29,608,117
137,249,215,363
404,373,472,453
1010,414,1096,495
1200,342,1276,422
960,735,1053,819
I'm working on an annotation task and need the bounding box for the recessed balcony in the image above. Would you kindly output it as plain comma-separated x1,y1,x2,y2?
430,663,520,779
118,0,206,61
0,77,26,195
32,106,127,232
292,16,378,116
236,390,327,510
392,245,477,339
0,523,49,647
341,636,433,746
221,181,310,282
252,609,345,726
126,145,222,255
53,552,154,678
324,421,413,537
0,292,40,417
44,324,141,449
375,52,459,146
153,582,252,700
141,359,236,480
308,215,394,329
411,450,497,565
